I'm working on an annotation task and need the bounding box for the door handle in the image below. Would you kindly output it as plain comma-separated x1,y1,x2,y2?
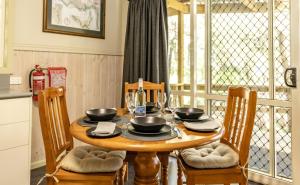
284,67,297,88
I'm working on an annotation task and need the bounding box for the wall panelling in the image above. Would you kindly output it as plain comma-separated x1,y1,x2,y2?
10,50,123,166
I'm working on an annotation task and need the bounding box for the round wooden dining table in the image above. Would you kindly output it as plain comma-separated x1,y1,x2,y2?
70,109,224,185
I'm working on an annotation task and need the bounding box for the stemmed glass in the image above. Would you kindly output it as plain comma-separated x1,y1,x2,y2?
168,94,179,127
125,92,135,119
157,91,167,115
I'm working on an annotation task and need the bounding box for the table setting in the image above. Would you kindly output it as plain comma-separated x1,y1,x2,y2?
75,92,221,142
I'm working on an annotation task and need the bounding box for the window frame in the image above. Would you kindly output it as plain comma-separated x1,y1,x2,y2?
0,0,12,74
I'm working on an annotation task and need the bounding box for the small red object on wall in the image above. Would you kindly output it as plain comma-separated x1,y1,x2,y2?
48,67,67,88
31,65,45,101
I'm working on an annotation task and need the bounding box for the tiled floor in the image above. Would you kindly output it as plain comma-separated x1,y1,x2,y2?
31,157,263,185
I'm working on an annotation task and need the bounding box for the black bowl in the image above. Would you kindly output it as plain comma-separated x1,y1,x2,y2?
86,108,117,121
146,102,156,112
175,108,204,120
131,117,166,133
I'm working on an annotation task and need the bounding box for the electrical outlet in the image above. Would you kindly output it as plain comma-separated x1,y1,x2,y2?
10,76,22,85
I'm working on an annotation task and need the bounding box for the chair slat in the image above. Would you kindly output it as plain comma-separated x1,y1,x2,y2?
56,97,67,146
52,97,63,149
228,96,237,142
53,97,68,153
153,90,158,103
47,99,59,155
52,98,64,153
147,90,150,102
231,97,242,146
223,95,234,140
236,99,247,149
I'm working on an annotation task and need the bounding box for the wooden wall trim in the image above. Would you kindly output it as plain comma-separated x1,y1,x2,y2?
13,43,124,56
31,159,46,170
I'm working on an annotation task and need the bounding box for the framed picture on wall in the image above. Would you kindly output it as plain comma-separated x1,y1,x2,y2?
43,0,106,39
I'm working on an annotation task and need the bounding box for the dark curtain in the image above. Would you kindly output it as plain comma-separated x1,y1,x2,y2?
122,0,169,105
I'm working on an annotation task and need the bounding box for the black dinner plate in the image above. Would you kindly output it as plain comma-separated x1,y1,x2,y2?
174,114,210,122
127,124,171,136
83,116,121,124
146,107,160,114
86,127,122,138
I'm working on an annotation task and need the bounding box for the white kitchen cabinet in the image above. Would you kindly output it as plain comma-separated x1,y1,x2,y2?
0,96,32,185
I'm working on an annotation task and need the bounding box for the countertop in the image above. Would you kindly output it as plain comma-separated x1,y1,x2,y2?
0,89,32,100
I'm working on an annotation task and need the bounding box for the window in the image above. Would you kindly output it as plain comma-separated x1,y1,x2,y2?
168,0,292,182
0,0,6,67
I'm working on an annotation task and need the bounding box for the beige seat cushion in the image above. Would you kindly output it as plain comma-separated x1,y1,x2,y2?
181,142,239,169
60,146,126,173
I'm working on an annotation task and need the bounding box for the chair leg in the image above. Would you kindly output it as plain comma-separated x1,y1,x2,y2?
112,179,117,185
240,174,248,185
159,152,169,185
186,177,194,185
46,177,55,185
118,163,127,185
239,180,247,185
177,159,183,185
124,162,128,182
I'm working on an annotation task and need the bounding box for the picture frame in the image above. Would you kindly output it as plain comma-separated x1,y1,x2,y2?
43,0,105,39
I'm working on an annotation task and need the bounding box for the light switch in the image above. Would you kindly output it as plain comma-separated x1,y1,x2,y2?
10,76,22,85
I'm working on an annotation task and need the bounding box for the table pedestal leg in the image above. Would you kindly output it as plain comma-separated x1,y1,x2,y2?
134,152,160,185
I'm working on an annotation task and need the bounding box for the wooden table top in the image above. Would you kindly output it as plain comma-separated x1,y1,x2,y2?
70,109,224,152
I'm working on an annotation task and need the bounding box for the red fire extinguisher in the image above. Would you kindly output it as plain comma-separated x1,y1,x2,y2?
29,65,46,101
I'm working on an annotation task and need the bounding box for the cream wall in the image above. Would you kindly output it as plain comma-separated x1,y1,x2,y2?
9,0,126,168
121,0,129,53
13,0,123,55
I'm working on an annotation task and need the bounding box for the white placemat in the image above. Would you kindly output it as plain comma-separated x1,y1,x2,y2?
183,119,221,132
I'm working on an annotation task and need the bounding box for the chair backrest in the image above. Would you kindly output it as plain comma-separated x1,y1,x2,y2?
124,81,165,103
222,87,257,166
38,87,73,173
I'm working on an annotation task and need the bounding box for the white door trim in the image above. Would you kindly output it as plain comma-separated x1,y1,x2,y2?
291,0,300,184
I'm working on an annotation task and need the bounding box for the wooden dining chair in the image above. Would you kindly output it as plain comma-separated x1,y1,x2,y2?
124,81,169,184
124,81,165,105
38,87,127,185
177,87,257,185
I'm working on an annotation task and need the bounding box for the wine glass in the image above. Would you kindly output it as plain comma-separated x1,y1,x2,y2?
168,94,179,127
125,92,135,119
157,91,167,114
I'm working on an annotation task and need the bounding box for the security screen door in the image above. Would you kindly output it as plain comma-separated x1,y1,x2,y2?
167,0,293,184
206,0,292,183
